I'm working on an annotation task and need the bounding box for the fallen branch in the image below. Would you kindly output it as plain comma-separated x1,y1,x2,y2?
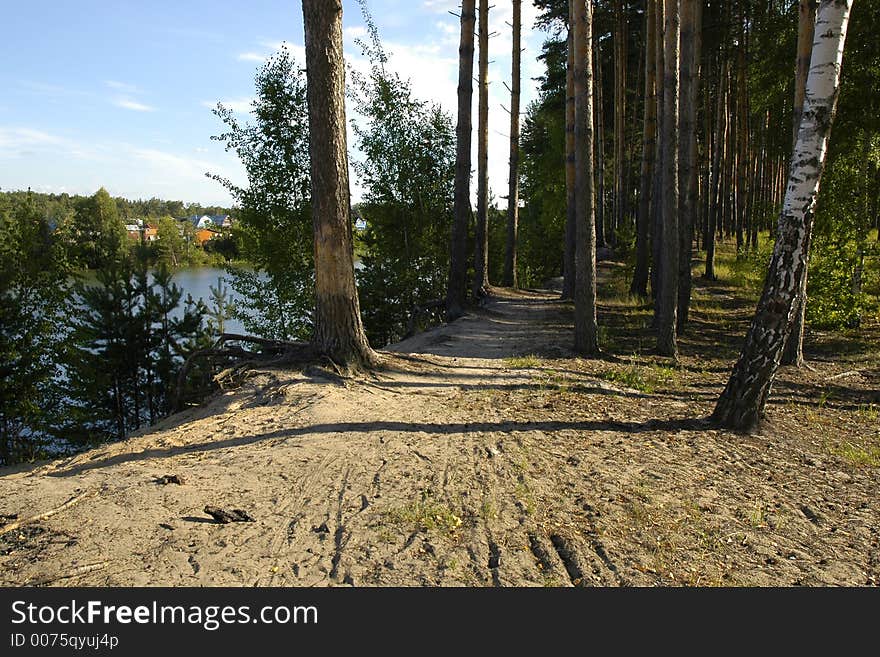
827,370,861,381
27,561,109,586
0,491,96,537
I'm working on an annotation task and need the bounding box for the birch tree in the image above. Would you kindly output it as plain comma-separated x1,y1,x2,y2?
782,0,818,367
713,0,853,432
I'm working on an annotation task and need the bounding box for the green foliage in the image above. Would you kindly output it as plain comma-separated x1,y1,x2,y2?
209,45,314,341
349,5,456,346
71,187,128,269
65,256,210,447
155,215,186,268
809,136,880,329
517,36,567,288
0,193,73,465
207,277,235,337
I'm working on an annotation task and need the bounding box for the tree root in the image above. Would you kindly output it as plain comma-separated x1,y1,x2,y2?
174,333,317,411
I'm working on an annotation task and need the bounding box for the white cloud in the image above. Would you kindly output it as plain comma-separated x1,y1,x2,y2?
237,52,266,62
0,127,64,149
202,97,253,114
105,80,141,94
114,98,155,112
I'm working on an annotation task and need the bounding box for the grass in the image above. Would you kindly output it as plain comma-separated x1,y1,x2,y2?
595,362,679,394
827,440,880,468
504,354,541,369
384,490,463,534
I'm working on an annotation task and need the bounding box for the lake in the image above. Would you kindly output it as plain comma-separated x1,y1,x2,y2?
171,267,246,335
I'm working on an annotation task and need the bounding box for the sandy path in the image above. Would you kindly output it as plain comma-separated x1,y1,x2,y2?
1,287,878,587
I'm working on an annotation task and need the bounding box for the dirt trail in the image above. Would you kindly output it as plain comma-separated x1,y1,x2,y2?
1,286,878,587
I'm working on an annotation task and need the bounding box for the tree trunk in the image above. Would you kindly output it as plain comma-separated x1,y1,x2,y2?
446,0,476,320
782,0,818,367
573,0,599,356
503,0,522,288
302,0,377,370
563,13,577,300
656,0,680,358
705,60,727,280
650,0,665,300
473,0,491,299
735,7,749,257
612,0,628,245
594,31,606,249
712,0,852,432
631,0,656,298
677,0,699,330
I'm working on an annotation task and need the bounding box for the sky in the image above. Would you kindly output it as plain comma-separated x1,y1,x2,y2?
0,0,548,210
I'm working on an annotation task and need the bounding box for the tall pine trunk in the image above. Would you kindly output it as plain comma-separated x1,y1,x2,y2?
503,0,522,288
573,0,599,356
302,0,377,370
473,0,491,299
631,0,656,298
782,0,818,367
612,0,628,245
594,32,607,248
712,0,852,432
446,0,476,320
650,0,665,300
705,60,727,280
656,0,680,358
563,13,577,300
677,0,699,330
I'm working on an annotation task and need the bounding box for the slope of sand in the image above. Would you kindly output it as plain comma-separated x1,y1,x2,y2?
1,287,878,586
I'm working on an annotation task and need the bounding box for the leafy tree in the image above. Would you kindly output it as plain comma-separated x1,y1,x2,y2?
209,45,314,341
349,9,456,346
155,215,186,268
72,188,128,269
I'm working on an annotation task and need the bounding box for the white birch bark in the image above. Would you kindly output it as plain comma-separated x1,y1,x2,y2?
713,0,853,432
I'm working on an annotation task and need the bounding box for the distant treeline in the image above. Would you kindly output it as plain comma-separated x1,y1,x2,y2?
0,188,232,226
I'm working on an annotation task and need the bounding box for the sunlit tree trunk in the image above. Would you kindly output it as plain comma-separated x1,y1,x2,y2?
656,0,680,358
504,0,522,288
473,0,491,299
704,60,726,281
446,0,476,320
573,0,599,356
713,0,852,432
302,0,377,369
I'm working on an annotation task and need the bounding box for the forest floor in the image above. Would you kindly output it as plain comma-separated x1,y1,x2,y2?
2,248,879,587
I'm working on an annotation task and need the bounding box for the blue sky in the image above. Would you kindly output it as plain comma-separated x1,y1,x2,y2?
0,0,546,209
